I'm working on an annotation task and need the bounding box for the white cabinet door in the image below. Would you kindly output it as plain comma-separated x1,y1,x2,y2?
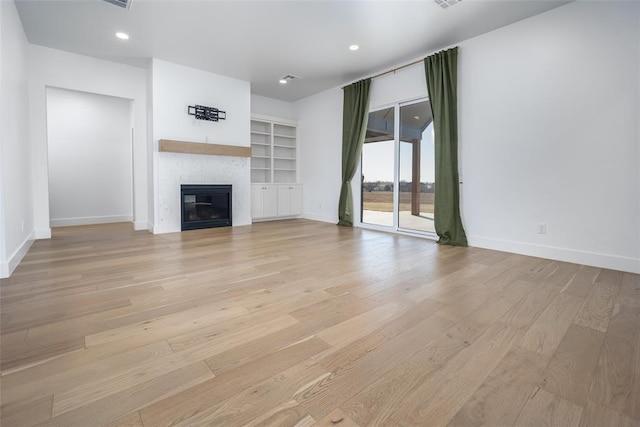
251,184,277,219
289,185,302,215
277,185,291,216
262,185,278,218
277,185,302,216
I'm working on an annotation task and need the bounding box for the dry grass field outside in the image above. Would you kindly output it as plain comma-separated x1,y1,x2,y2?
363,191,434,213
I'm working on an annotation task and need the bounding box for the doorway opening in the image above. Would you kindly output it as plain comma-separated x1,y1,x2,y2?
45,87,134,228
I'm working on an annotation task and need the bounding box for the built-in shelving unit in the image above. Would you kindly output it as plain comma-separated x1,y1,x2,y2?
250,116,301,221
251,117,297,184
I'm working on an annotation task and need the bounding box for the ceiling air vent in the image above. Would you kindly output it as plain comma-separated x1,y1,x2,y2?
102,0,132,9
434,0,461,9
278,74,299,84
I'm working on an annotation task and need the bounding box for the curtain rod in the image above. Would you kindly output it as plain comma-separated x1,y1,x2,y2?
342,46,458,89
370,58,424,80
342,58,423,89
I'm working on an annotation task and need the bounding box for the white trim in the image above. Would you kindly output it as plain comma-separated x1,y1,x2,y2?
50,215,133,227
302,212,336,224
0,231,35,278
358,221,439,242
251,113,297,126
34,228,52,239
252,215,302,223
133,221,148,231
468,235,640,274
152,224,179,235
396,228,438,241
357,221,394,234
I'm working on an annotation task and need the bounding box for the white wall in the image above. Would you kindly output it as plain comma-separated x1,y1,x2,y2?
295,87,343,223
369,65,428,111
28,45,148,236
296,1,640,273
151,59,251,233
0,0,33,278
459,1,639,273
251,94,296,121
46,87,133,226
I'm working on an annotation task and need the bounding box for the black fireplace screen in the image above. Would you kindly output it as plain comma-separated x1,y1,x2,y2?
181,185,232,231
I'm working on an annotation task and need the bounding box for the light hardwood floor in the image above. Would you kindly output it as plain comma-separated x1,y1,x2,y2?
1,220,639,426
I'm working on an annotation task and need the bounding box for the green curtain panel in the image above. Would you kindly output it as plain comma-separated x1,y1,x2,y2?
338,79,371,227
424,47,468,246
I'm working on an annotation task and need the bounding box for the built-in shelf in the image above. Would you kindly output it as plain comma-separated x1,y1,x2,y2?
159,139,251,157
251,117,297,184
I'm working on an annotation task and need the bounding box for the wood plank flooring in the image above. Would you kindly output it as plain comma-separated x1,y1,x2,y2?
1,219,639,426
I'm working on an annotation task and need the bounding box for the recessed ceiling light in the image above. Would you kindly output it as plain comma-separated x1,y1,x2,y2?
115,32,129,40
279,79,288,84
349,45,359,51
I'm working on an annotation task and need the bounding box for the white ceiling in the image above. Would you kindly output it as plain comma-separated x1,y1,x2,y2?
15,0,571,102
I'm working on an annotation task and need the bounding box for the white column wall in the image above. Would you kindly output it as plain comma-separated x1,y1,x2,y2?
0,0,33,277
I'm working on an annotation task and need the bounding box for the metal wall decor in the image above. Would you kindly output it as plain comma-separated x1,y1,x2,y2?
188,105,226,122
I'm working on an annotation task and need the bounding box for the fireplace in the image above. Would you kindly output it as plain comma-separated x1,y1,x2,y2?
181,184,232,231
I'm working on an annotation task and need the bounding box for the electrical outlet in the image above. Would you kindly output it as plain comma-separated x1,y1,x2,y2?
537,223,547,234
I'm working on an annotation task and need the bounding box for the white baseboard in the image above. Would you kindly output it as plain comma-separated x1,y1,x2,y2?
468,235,640,274
154,218,252,234
34,228,51,239
0,231,35,278
50,215,133,227
251,215,301,223
152,224,179,235
133,221,148,231
302,212,337,224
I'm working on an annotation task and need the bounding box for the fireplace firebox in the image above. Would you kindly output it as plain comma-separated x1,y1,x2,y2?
181,184,232,231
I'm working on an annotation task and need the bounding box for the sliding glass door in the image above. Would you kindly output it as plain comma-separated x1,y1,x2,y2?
398,100,435,233
361,107,395,227
361,99,435,235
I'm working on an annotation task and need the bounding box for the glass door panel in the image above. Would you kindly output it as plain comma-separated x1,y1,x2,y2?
361,107,395,227
398,100,435,233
